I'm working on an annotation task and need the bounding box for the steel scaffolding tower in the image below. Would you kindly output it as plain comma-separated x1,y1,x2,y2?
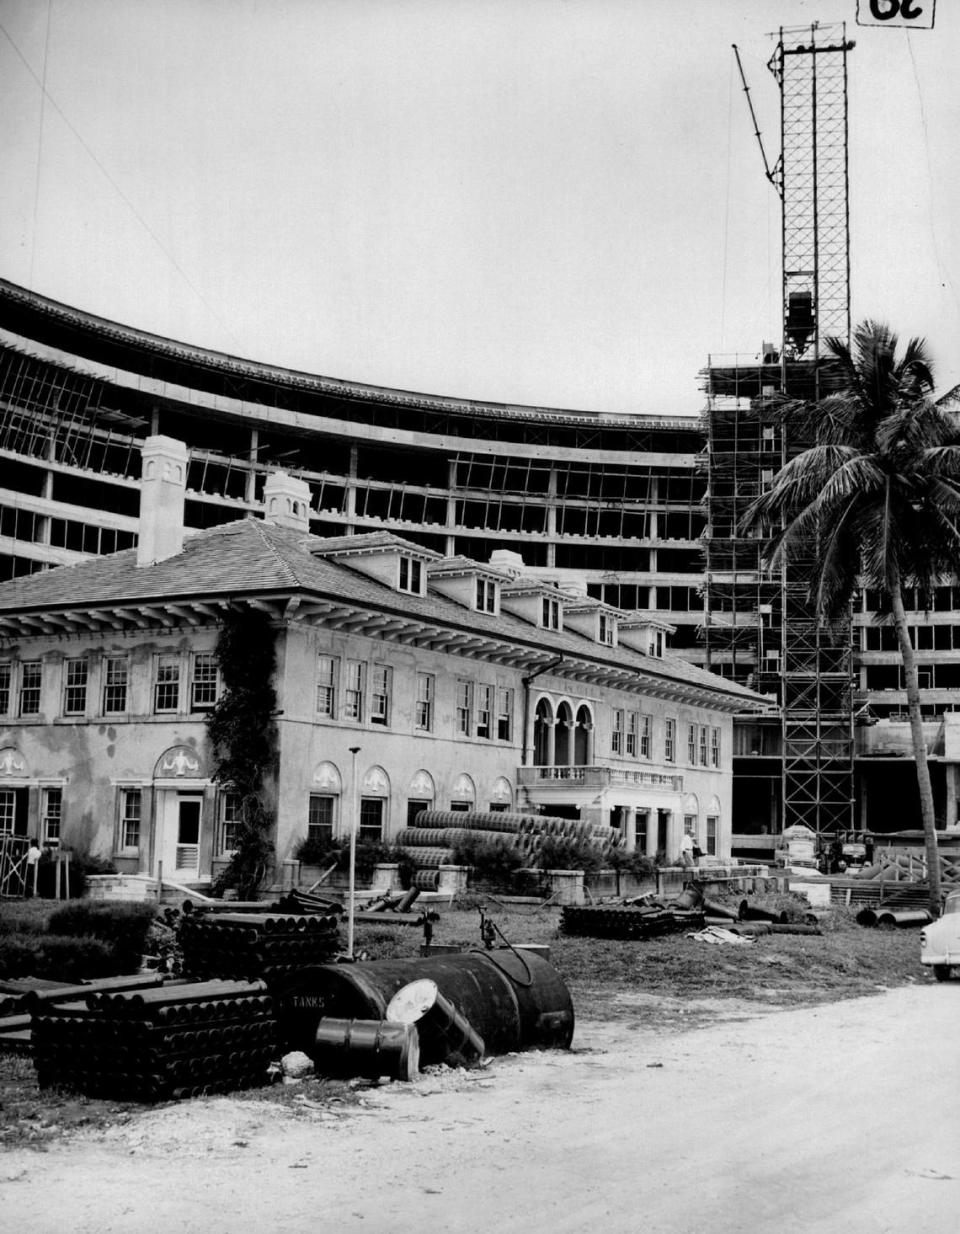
704,23,856,840
773,24,856,837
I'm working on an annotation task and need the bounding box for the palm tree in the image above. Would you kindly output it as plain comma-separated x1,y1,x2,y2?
742,321,960,912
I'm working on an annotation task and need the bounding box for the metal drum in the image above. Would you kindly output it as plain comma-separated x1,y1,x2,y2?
314,1017,419,1081
277,950,574,1066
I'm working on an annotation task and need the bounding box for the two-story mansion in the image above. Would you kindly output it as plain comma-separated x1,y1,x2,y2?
0,437,768,886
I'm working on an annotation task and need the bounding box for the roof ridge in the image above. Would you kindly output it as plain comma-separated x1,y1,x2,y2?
249,521,304,587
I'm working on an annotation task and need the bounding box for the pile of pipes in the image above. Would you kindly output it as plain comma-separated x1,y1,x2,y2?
855,904,933,929
32,979,276,1102
561,900,705,940
396,809,622,890
179,912,341,981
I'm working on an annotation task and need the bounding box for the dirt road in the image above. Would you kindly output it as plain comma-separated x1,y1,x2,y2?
2,983,958,1234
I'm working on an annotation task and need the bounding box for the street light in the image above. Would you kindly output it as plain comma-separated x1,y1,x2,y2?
346,746,361,959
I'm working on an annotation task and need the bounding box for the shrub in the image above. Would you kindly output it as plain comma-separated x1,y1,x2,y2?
606,849,657,880
450,835,524,890
535,836,605,873
0,933,118,981
294,835,342,867
33,851,117,900
47,901,156,971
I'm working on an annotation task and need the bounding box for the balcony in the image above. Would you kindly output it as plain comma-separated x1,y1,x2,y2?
517,766,684,792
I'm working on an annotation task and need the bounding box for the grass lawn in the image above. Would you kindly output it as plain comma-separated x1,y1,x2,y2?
0,892,931,1147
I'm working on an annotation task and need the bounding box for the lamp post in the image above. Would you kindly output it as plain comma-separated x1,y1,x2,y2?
346,746,361,959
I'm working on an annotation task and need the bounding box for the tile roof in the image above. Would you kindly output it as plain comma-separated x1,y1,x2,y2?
0,518,768,707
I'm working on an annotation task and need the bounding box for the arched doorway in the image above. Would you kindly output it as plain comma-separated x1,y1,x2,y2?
574,704,593,765
533,698,554,766
555,702,574,765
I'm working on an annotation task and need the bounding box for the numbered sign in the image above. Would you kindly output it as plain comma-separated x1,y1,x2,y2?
856,0,936,27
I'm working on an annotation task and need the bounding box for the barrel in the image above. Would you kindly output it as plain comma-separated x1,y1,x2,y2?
314,1017,420,1081
276,950,574,1065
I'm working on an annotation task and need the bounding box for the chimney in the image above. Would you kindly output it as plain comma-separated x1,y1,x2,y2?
263,471,312,533
137,435,187,567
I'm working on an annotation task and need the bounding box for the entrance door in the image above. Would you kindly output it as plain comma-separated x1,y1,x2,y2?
156,792,204,879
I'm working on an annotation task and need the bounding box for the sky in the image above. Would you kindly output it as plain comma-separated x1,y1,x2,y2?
0,0,958,417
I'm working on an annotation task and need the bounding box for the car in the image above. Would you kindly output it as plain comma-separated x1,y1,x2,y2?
920,889,960,981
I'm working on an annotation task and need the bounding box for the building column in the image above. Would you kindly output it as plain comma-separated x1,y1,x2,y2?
583,721,594,765
646,811,659,859
623,805,637,855
445,458,457,556
345,444,358,531
546,468,557,569
545,718,556,768
947,765,957,828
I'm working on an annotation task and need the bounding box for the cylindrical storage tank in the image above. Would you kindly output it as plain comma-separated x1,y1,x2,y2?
276,951,574,1066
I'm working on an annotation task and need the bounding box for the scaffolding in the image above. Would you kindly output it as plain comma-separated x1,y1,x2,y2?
702,24,856,838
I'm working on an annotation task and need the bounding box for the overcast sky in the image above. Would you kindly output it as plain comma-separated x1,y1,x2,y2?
1,0,958,416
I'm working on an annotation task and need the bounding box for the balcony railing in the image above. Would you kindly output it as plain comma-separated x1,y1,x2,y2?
517,766,684,792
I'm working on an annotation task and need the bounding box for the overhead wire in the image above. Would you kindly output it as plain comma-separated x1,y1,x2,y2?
0,14,244,354
28,0,51,289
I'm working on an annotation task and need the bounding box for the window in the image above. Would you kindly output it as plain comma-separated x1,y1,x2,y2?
665,718,676,763
221,791,242,852
639,714,651,759
0,662,11,714
102,657,128,714
317,655,338,717
684,813,697,837
476,579,497,613
154,655,180,713
0,789,16,836
62,659,88,716
307,794,335,844
191,652,219,711
120,789,142,850
542,597,561,630
415,673,434,730
456,680,473,736
706,815,718,856
599,613,614,645
371,665,392,726
612,709,624,755
344,660,364,721
19,661,42,716
497,688,514,741
687,724,697,764
699,725,709,766
359,797,384,842
41,787,62,845
398,556,423,594
710,727,721,767
476,685,493,739
626,712,638,757
650,630,664,657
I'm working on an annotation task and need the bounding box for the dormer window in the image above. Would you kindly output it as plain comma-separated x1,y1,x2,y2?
542,597,561,630
650,630,664,657
598,613,614,645
476,579,498,614
398,556,423,595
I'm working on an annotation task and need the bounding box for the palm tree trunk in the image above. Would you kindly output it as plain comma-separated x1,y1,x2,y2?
889,575,942,912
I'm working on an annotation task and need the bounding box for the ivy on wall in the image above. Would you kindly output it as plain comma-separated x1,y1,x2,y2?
206,608,279,898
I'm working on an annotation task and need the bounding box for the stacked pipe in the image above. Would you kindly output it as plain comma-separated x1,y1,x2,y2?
179,912,341,981
31,979,276,1102
560,903,704,940
399,809,622,889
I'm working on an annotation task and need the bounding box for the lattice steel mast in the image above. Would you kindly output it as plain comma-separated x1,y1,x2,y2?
772,23,856,837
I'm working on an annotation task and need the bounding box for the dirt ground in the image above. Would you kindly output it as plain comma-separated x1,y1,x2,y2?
2,982,959,1234
1,901,952,1232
